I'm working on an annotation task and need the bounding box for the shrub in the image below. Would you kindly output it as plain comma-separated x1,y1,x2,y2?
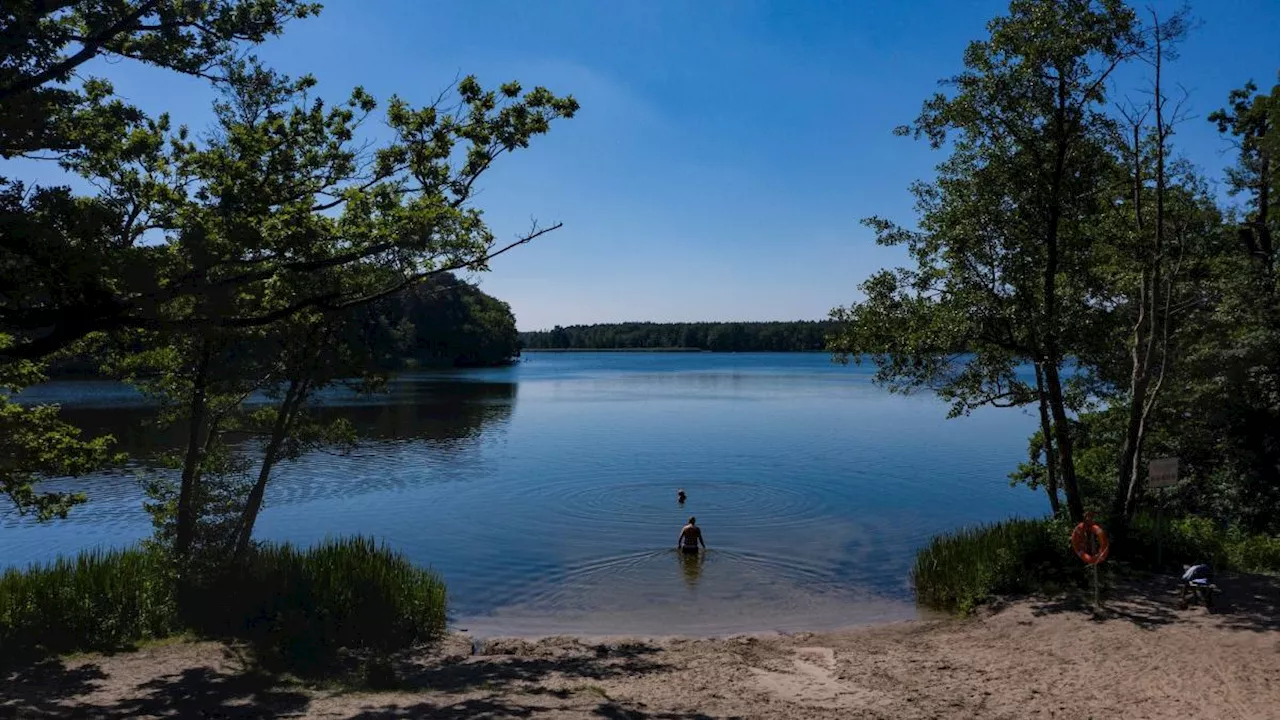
0,546,178,658
198,536,447,674
1124,515,1228,570
0,536,446,675
914,513,1280,615
1122,514,1280,574
911,517,1079,614
1224,532,1280,573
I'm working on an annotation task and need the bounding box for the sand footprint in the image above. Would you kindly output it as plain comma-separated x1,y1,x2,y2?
750,646,884,709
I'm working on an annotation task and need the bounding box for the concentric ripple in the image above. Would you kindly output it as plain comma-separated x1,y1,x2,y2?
522,477,830,531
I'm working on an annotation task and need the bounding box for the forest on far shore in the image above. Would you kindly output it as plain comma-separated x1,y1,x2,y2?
518,321,836,352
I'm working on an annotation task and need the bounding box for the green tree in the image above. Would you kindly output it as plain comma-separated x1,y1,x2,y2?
0,337,119,520
0,3,576,362
1189,75,1280,531
0,0,318,522
374,274,520,368
1093,12,1223,532
93,58,573,559
828,0,1147,522
1,0,321,358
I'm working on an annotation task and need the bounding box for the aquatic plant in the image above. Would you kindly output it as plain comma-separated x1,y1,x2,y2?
0,536,446,673
0,546,178,657
203,536,447,672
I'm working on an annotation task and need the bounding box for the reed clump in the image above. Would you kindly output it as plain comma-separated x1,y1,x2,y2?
1,536,446,674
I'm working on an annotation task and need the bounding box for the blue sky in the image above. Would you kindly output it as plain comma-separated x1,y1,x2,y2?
22,1,1280,330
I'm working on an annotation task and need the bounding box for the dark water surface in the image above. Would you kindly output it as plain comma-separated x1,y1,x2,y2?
2,353,1044,636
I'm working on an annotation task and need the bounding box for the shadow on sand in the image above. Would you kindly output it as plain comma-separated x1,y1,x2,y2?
0,648,309,720
1026,571,1280,632
0,639,728,719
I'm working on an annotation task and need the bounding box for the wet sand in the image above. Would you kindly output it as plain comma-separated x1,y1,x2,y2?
3,575,1277,719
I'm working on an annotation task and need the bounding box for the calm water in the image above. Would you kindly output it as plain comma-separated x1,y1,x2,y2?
2,352,1044,636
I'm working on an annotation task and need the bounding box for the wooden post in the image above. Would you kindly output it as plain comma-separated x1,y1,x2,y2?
1093,561,1100,613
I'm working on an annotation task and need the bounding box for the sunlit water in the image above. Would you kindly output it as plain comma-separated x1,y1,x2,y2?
2,352,1045,636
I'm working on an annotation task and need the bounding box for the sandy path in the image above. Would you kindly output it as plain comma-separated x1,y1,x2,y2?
3,574,1277,719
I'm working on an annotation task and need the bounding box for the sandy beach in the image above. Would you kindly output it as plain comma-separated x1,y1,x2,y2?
3,574,1277,720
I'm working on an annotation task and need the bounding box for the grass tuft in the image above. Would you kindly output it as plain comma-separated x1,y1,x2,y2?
0,546,178,659
911,517,1079,614
200,536,447,673
0,536,446,675
913,514,1280,615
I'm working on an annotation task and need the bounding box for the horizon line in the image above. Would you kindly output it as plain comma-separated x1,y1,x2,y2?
516,318,836,333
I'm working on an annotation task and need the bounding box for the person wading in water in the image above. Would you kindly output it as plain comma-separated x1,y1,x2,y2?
677,516,706,555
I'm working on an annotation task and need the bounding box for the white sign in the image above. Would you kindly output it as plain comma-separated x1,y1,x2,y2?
1148,457,1179,489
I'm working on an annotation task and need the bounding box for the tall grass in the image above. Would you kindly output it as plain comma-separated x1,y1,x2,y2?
0,547,178,657
911,518,1079,614
913,514,1280,614
200,537,447,672
0,537,446,672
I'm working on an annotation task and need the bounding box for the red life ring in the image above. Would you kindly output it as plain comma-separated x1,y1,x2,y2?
1071,513,1110,565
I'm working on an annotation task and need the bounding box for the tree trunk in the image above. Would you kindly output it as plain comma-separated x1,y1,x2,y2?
174,340,212,560
1112,15,1175,533
1040,71,1084,523
1033,362,1061,516
1043,360,1084,522
230,377,306,566
1112,118,1152,535
1112,356,1152,530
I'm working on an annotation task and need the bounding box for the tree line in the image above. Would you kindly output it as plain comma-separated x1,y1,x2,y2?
46,273,521,378
829,0,1280,539
519,321,837,352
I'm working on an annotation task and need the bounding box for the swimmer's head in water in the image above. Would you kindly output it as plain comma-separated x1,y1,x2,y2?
688,516,696,525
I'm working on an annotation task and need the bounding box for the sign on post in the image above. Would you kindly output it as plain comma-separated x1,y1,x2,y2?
1148,457,1179,489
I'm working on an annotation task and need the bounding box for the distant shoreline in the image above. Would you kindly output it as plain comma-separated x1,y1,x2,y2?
520,348,829,353
521,347,705,353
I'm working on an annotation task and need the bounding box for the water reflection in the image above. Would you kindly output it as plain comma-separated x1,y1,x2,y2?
1,379,520,555
52,378,518,459
678,549,706,589
311,380,517,442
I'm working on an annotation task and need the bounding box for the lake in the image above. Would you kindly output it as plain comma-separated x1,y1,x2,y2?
2,352,1046,636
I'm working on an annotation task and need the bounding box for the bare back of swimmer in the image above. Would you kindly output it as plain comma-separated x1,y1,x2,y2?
678,516,705,554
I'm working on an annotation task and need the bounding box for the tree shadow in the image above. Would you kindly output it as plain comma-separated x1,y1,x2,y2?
1208,573,1280,632
592,702,726,719
0,658,108,719
343,640,696,718
0,655,310,719
345,696,543,719
1026,571,1280,632
345,698,723,720
392,640,672,694
114,666,312,719
0,638,702,719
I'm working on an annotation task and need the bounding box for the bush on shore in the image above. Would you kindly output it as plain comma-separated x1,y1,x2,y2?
0,547,178,658
911,518,1080,614
1123,515,1280,575
912,515,1280,614
0,537,446,673
196,537,448,673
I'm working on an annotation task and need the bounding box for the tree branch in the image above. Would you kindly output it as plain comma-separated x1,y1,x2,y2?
0,1,160,102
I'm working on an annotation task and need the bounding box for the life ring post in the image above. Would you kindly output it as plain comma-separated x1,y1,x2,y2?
1070,513,1110,613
